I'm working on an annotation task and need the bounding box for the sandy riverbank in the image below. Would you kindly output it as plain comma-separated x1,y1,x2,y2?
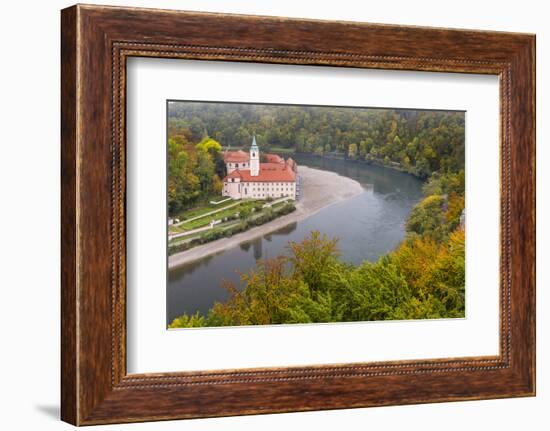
168,166,364,269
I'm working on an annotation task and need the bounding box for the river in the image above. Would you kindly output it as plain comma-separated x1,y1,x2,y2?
167,155,424,324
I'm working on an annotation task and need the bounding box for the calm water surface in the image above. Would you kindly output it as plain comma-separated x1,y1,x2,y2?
167,155,423,324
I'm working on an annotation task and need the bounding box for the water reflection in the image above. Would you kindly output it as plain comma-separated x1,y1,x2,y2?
238,223,298,261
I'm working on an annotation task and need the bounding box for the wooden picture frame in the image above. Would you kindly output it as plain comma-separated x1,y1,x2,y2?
61,4,535,425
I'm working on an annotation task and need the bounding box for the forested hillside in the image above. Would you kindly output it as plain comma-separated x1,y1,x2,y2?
168,102,465,179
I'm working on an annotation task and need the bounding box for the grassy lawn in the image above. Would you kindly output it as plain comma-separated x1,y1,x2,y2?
170,200,262,233
176,198,237,220
267,147,295,155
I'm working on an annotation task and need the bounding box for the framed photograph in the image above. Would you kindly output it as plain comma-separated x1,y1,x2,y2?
61,4,535,425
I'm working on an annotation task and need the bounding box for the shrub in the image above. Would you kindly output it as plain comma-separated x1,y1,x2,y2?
169,312,206,328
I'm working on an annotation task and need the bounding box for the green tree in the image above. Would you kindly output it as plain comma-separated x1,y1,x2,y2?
288,231,340,292
406,195,446,240
348,143,358,159
239,207,252,221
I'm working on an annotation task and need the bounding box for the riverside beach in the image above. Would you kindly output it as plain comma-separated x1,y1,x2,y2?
168,166,363,269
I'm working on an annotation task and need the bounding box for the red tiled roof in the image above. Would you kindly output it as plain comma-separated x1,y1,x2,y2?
286,158,297,172
264,153,284,164
223,150,249,163
224,163,296,182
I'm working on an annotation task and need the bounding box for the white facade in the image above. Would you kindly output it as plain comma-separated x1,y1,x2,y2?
223,179,296,200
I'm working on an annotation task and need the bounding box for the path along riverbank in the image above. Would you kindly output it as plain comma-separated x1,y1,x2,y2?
168,166,364,269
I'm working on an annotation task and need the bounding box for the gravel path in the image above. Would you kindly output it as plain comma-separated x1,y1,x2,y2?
168,166,364,269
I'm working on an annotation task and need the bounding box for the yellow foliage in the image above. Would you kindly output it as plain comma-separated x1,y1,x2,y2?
446,192,465,223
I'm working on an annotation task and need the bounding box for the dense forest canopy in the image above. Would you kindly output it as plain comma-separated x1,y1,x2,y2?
168,102,465,179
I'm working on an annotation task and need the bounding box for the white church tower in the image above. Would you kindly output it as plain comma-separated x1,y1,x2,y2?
250,135,260,176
